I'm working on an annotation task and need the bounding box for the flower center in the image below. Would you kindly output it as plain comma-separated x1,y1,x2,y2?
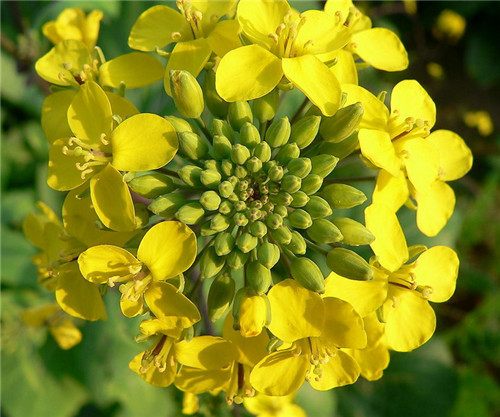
268,12,312,58
62,136,112,180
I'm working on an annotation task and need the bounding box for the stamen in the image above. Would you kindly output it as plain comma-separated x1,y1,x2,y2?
171,32,182,41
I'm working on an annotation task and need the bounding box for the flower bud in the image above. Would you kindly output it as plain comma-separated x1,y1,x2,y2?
178,131,210,160
281,175,302,194
288,158,312,178
169,70,204,118
213,135,232,159
246,156,263,173
200,246,225,279
164,116,194,133
246,261,272,294
287,231,307,255
232,287,268,336
300,174,323,195
200,190,221,211
271,191,293,206
270,225,292,245
228,101,252,131
257,242,280,268
215,232,235,256
236,232,258,253
199,169,221,189
253,142,272,163
275,143,300,165
134,203,150,228
212,119,235,143
320,102,364,143
310,154,339,178
240,122,261,148
219,180,234,197
148,193,186,217
203,68,229,118
305,196,332,218
290,191,310,208
204,159,220,171
266,213,283,230
274,205,288,218
200,222,218,236
227,249,249,270
307,219,343,244
254,89,279,122
221,159,234,177
268,165,284,182
175,202,205,224
319,131,359,159
233,212,249,227
207,274,235,322
290,115,321,148
265,117,291,147
321,184,367,209
179,165,202,187
290,257,325,293
231,144,251,165
288,209,312,229
326,248,374,281
331,217,375,246
250,220,267,237
234,165,248,179
211,213,231,232
128,173,175,199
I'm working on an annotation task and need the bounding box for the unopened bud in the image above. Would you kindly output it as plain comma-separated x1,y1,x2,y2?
169,70,204,118
148,193,186,217
270,225,292,245
250,220,267,237
213,135,232,159
321,184,367,209
178,131,210,160
266,213,283,230
231,144,251,165
290,115,321,148
215,232,235,256
200,190,221,211
288,209,312,229
246,261,272,294
212,119,235,142
307,219,343,244
234,212,249,227
179,165,202,187
290,257,325,293
207,274,235,322
200,169,221,189
218,181,234,199
227,249,249,270
253,142,272,163
211,213,231,232
200,246,225,279
320,102,364,143
305,196,332,218
275,143,300,165
246,156,263,173
164,116,194,133
221,159,234,177
254,89,279,122
128,173,174,199
228,101,252,131
236,232,258,253
300,174,323,195
265,117,291,147
331,217,375,246
203,68,228,118
290,191,310,207
175,202,205,224
326,248,374,281
271,191,293,206
288,158,312,178
234,165,248,179
274,205,288,218
268,165,284,182
240,122,261,148
319,131,359,159
310,154,339,178
287,230,307,255
281,175,302,194
257,242,280,268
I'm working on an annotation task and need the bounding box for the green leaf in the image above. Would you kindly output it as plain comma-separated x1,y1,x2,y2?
1,225,37,287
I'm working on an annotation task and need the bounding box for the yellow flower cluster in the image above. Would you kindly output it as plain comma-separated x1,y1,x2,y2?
23,1,472,415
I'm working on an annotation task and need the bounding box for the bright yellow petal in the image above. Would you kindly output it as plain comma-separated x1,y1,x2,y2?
413,246,459,303
206,20,242,57
244,395,306,417
90,164,136,232
139,318,183,339
216,45,283,102
175,366,232,394
120,295,145,318
427,129,473,181
373,170,409,212
400,138,440,194
128,5,191,51
365,203,408,272
358,128,401,176
324,0,353,20
137,221,197,280
352,28,408,71
267,279,325,342
55,261,107,321
391,80,436,129
329,50,358,85
309,350,360,390
283,55,341,117
342,84,389,130
415,180,455,237
175,336,238,370
41,90,75,143
129,352,176,387
83,10,103,49
347,342,390,381
106,91,139,119
50,318,82,350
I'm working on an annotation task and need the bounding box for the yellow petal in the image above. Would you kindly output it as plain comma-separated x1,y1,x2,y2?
128,5,191,51
216,45,283,102
342,84,389,130
365,203,408,272
82,10,103,49
41,90,75,143
329,50,358,85
78,245,140,284
175,336,238,370
206,20,242,57
55,261,107,321
415,180,456,237
267,279,325,342
427,129,473,181
309,350,360,390
139,318,183,339
283,55,341,117
105,92,139,119
22,202,62,249
238,294,268,337
90,164,136,232
352,28,408,71
324,0,354,20
50,318,82,350
373,170,409,212
120,295,145,318
129,352,176,387
250,349,310,396
391,80,436,129
164,38,212,95
22,304,60,326
413,246,459,303
175,366,232,394
321,297,367,349
144,281,201,328
347,342,389,381
358,128,401,176
400,138,440,194
47,139,91,191
244,394,306,417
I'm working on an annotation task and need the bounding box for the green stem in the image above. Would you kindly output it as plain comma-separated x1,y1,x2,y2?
291,97,311,124
304,238,329,255
194,117,213,142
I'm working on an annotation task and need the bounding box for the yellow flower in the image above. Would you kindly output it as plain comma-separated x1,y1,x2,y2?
433,9,466,43
244,394,306,417
79,221,197,318
464,110,494,136
47,81,178,231
216,0,351,116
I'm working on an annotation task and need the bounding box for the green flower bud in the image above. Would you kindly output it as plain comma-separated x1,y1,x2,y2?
213,135,232,159
288,209,312,229
319,131,359,159
236,232,258,253
320,102,364,143
134,203,150,228
267,182,279,194
200,190,221,211
228,192,239,202
331,217,375,246
268,165,284,182
169,70,204,119
287,230,307,255
274,205,288,218
219,200,234,215
271,191,293,206
148,193,186,217
221,159,234,177
250,220,267,237
200,246,225,279
270,225,292,245
326,248,374,281
203,68,228,118
212,119,235,143
200,221,218,237
321,184,367,209
179,165,202,187
200,169,222,188
246,261,272,294
257,242,280,268
307,218,343,244
227,249,249,270
234,212,249,227
310,154,339,178
288,158,312,178
204,159,220,171
253,142,272,163
290,191,310,208
175,202,205,224
207,274,235,322
290,257,325,293
275,143,300,165
246,156,263,173
228,176,239,187
215,232,235,256
234,201,247,212
263,202,275,213
266,213,283,230
211,213,231,232
281,174,302,194
248,208,263,222
300,174,323,195
290,115,321,148
265,117,291,148
305,196,332,218
228,101,252,131
178,131,210,160
240,122,261,148
254,89,279,122
128,173,175,199
164,116,194,133
231,144,251,165
235,165,248,179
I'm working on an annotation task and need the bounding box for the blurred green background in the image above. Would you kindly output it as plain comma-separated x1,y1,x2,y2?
1,1,499,416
